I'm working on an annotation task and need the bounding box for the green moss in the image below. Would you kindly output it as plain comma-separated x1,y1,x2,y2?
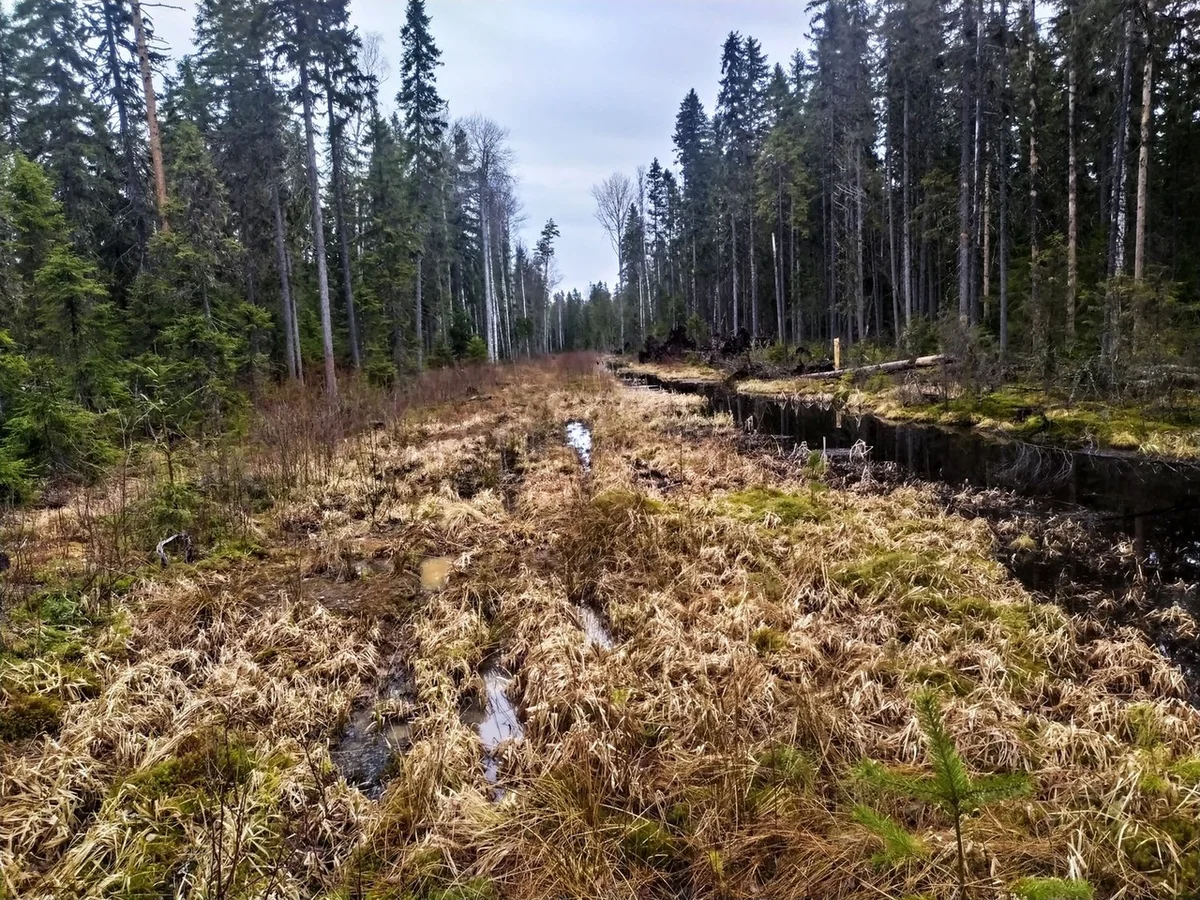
0,691,62,741
751,625,787,655
1010,877,1094,900
591,487,663,517
616,813,679,868
726,486,827,525
1124,813,1200,885
907,664,976,697
752,745,813,792
833,549,966,600
423,877,495,900
1125,703,1164,750
1168,755,1200,786
120,731,257,801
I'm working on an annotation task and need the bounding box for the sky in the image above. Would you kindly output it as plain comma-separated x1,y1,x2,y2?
148,0,813,294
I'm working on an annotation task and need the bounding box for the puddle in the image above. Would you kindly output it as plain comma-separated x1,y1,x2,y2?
574,604,614,650
566,420,593,471
420,556,454,591
331,672,414,798
464,666,523,786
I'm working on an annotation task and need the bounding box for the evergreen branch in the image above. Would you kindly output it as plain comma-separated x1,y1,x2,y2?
852,804,929,868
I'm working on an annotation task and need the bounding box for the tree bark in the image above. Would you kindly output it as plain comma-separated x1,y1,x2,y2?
1066,0,1079,339
298,59,337,397
415,254,424,369
998,0,1011,356
750,210,759,340
957,0,974,324
902,83,913,338
130,0,168,232
272,181,300,382
1027,0,1041,361
1109,11,1134,277
854,143,866,343
887,134,901,348
730,212,739,334
1133,0,1155,282
325,69,361,369
969,0,986,324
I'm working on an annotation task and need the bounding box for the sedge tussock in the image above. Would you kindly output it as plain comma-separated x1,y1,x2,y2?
2,361,1198,899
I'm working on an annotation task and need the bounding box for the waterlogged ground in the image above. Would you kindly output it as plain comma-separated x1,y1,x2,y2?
619,358,1200,459
2,361,1199,899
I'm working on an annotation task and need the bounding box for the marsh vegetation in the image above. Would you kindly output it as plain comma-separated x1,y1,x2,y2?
1,356,1197,899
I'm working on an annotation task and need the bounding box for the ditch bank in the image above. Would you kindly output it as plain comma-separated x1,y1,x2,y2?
621,371,1200,697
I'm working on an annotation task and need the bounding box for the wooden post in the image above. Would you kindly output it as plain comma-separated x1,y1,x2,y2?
833,337,842,370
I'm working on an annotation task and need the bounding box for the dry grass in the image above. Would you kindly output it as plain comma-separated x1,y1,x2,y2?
1,354,1198,899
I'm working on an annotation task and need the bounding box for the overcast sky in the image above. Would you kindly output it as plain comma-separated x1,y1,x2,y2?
149,0,813,294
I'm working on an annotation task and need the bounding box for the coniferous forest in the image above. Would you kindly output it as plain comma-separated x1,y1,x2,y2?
2,0,1198,494
0,0,581,497
602,0,1199,381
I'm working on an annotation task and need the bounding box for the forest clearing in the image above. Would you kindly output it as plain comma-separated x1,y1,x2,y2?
2,357,1198,899
3,0,1200,896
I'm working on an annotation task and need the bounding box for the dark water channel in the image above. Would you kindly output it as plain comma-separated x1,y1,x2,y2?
626,372,1200,692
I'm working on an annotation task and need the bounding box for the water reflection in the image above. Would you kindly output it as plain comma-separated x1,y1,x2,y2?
576,604,614,649
465,666,523,786
638,375,1200,583
566,420,593,471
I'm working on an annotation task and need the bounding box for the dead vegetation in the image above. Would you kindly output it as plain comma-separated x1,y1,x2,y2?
1,354,1198,899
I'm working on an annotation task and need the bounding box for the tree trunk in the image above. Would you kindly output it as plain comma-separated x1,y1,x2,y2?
957,0,974,324
130,0,168,232
1133,0,1155,282
969,0,986,324
1027,0,1041,363
1103,9,1135,369
272,181,300,382
325,70,361,369
887,134,901,348
854,144,866,343
285,246,304,377
982,159,992,318
750,211,759,340
998,0,1011,356
902,83,913,338
1109,11,1134,277
1066,0,1079,339
415,254,424,369
731,212,740,334
299,60,337,397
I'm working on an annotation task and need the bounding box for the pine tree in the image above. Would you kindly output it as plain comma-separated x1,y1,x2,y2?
535,218,559,352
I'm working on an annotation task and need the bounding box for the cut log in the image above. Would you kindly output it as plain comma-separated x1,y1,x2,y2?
793,354,949,380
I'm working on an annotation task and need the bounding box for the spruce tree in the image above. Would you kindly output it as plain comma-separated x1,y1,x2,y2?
14,0,122,247
398,0,447,368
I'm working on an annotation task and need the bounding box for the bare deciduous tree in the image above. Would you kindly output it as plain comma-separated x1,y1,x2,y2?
591,172,634,347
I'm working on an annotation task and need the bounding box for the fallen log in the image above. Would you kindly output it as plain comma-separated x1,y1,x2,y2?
792,354,950,380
